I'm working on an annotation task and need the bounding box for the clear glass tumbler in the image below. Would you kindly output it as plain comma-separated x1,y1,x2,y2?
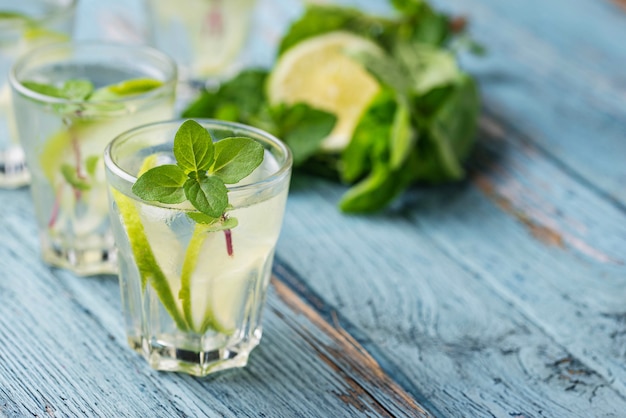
104,119,292,376
0,0,77,188
144,0,256,87
9,41,177,275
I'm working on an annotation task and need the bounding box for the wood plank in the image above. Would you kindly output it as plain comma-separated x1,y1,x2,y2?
0,188,429,417
429,0,626,206
277,169,626,416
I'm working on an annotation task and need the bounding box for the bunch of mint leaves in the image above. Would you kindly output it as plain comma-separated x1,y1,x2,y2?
132,119,264,231
24,78,164,196
183,0,481,212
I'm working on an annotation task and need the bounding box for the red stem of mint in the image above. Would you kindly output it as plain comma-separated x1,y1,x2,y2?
48,186,62,228
71,127,84,200
224,229,233,257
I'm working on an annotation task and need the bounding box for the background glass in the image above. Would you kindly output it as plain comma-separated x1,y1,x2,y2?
144,0,256,88
105,119,292,376
10,41,177,275
0,0,77,188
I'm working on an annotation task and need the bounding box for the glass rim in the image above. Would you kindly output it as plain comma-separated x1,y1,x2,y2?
0,0,78,30
104,118,293,196
9,40,178,106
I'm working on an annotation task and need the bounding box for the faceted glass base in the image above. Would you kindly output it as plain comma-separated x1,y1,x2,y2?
40,234,118,276
0,145,30,188
128,329,261,377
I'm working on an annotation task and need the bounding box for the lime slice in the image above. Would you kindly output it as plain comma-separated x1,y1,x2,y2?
267,31,382,151
112,155,189,331
180,225,209,331
24,26,68,43
106,78,164,96
181,227,273,334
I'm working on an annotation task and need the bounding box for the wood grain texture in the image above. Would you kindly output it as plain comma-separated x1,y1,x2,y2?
0,190,428,417
2,0,626,417
271,0,626,415
434,0,626,206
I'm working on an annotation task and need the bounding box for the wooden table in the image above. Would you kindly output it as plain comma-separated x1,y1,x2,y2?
2,0,625,416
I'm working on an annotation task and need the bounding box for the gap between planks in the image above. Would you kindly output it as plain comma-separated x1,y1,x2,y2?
270,276,433,418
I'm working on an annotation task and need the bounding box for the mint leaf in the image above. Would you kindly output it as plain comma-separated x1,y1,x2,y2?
174,120,214,173
390,100,415,169
275,103,336,166
394,42,459,94
0,12,30,21
60,164,91,191
183,70,267,121
187,212,220,224
21,81,64,98
206,216,238,232
278,6,384,55
339,160,407,213
85,155,100,177
340,88,396,183
132,165,187,204
61,79,94,100
187,213,239,232
212,137,264,184
183,176,228,218
423,74,479,180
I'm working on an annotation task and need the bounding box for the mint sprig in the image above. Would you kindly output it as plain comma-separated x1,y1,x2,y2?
182,1,481,213
132,120,264,224
23,77,165,228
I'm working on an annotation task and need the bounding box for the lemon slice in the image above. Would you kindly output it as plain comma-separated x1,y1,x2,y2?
267,31,382,151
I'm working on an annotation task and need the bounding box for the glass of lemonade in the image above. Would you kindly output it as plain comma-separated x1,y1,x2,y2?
104,119,292,376
9,41,177,276
0,0,76,188
144,0,256,87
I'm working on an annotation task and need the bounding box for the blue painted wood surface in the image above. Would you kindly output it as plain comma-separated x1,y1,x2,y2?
1,0,626,417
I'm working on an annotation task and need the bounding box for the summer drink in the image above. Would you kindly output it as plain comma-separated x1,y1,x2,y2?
10,42,177,275
105,120,292,376
0,0,76,188
145,0,256,83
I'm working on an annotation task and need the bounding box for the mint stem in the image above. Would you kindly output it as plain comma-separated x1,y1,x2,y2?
70,126,84,200
224,229,233,257
48,185,62,228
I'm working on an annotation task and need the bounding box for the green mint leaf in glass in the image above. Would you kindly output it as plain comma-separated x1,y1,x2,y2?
21,81,64,98
60,164,91,191
61,79,94,101
85,155,100,177
187,212,220,225
187,213,239,232
132,165,187,204
133,120,264,222
174,120,215,174
205,216,238,232
183,176,228,218
212,137,264,184
0,11,29,20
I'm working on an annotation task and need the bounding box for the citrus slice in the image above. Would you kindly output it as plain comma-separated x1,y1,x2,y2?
267,31,382,151
105,78,164,96
112,155,189,331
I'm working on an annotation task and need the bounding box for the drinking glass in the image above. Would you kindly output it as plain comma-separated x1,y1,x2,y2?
10,41,177,275
104,119,292,376
143,0,256,87
0,0,77,188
